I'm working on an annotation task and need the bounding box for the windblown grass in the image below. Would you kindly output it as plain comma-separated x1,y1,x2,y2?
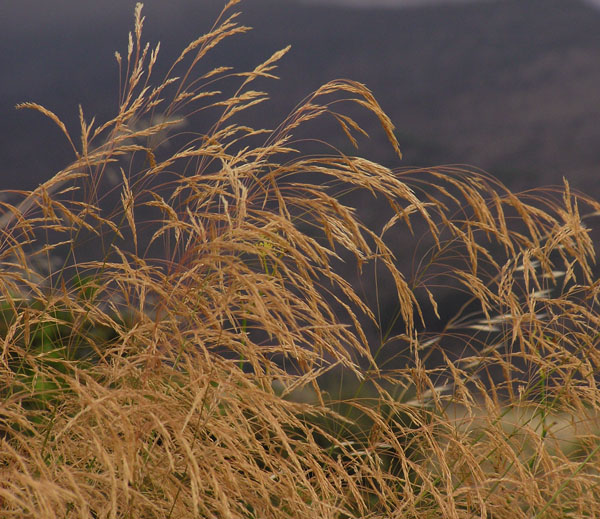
2,1,600,517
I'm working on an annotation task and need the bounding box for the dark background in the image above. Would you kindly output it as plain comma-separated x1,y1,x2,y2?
2,0,600,194
2,0,600,358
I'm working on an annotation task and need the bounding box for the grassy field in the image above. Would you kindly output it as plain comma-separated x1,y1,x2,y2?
2,2,600,517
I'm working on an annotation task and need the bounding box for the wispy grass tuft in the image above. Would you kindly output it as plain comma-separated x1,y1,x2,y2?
2,2,600,518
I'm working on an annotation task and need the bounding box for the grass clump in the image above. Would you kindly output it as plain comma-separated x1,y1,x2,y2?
2,1,600,517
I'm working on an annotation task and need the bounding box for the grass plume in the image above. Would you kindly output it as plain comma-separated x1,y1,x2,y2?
2,2,600,518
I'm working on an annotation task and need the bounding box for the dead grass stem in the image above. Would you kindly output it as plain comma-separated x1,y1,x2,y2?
2,2,600,518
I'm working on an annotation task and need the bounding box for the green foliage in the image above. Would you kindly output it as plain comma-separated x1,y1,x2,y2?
0,286,133,438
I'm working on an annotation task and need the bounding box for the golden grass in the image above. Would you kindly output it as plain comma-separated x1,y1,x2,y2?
2,1,600,517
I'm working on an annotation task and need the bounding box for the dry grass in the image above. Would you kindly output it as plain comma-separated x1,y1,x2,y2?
2,2,600,518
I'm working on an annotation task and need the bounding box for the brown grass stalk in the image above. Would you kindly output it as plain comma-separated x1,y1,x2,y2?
1,2,600,518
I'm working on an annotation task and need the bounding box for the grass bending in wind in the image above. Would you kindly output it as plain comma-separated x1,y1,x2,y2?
1,1,600,518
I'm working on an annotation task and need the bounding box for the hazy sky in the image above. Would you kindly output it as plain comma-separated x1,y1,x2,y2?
3,0,599,30
302,0,599,6
300,0,495,6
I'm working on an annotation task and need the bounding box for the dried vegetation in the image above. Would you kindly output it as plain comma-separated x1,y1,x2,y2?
2,2,600,518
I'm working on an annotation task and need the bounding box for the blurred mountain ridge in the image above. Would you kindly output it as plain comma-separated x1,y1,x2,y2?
1,0,599,198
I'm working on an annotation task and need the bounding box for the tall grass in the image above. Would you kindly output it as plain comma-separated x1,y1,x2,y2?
2,1,600,517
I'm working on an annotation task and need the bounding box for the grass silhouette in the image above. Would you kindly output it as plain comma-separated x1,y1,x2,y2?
2,2,600,517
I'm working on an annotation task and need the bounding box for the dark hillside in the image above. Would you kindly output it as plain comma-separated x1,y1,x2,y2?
2,0,600,195
236,0,600,193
